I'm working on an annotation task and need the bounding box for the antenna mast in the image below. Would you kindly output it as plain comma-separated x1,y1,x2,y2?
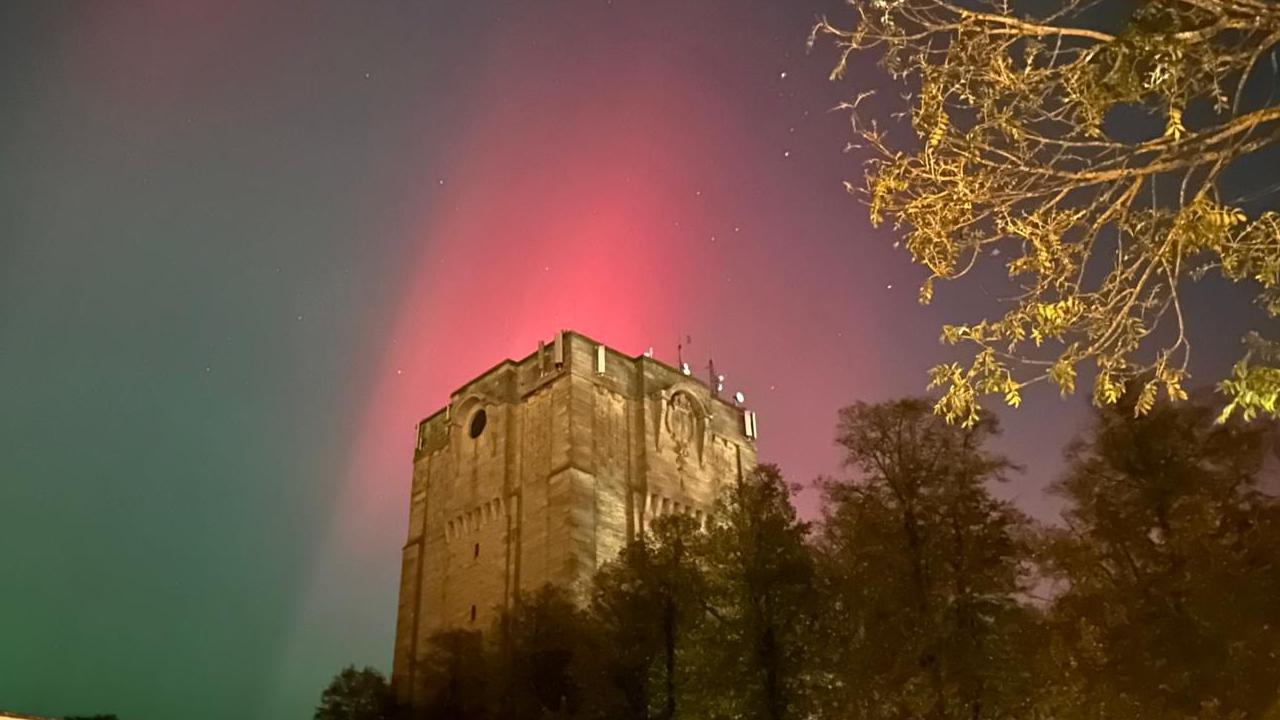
706,358,725,397
677,334,692,375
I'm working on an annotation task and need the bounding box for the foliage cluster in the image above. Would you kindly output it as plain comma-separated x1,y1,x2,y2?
813,0,1280,425
318,396,1280,720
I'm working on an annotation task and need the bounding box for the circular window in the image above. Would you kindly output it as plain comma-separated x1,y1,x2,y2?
468,409,487,439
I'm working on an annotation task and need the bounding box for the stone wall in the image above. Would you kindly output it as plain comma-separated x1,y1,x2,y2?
391,331,757,704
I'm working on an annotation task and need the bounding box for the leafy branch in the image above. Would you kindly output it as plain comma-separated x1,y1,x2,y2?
813,0,1280,424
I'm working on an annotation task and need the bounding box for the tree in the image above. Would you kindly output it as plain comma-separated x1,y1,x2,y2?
492,585,592,720
816,399,1037,720
813,0,1280,425
589,540,666,720
1039,392,1280,719
697,465,817,720
587,514,709,720
315,666,396,720
416,630,491,720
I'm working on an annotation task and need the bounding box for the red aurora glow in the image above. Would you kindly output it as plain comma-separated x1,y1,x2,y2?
343,48,742,546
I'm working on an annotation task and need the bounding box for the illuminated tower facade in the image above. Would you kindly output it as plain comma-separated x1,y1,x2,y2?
390,330,758,704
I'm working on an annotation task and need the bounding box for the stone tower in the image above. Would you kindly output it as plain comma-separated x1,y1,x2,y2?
391,330,758,703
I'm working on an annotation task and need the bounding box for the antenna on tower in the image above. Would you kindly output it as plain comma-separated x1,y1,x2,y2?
707,358,724,397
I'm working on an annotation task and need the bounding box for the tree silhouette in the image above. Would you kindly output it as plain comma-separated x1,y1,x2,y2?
816,399,1036,720
315,665,394,720
317,395,1280,720
416,630,490,720
1040,392,1280,718
698,464,817,720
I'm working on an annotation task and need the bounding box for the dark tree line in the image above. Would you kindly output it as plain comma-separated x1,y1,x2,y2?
319,394,1280,720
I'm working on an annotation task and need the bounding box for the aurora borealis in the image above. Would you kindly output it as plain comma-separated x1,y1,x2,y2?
0,1,1267,718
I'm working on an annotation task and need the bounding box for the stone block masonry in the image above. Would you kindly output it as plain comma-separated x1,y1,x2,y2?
390,330,758,706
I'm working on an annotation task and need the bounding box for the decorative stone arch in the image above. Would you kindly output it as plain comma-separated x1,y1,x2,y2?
451,393,497,448
652,382,710,468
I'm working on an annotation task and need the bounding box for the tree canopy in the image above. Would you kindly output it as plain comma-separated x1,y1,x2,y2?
315,666,395,720
818,399,1036,720
317,397,1280,720
1040,391,1280,718
814,0,1280,425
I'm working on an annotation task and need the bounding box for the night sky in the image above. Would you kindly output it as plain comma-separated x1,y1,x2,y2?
0,2,1262,718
